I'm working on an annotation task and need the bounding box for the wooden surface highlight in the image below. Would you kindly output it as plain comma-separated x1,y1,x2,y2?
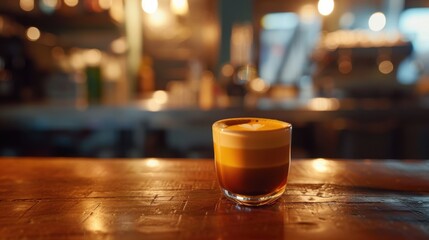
0,157,428,239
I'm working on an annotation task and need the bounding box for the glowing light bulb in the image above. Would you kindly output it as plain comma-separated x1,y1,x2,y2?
26,27,41,41
141,0,158,14
318,0,334,16
64,0,78,7
369,12,386,32
171,0,188,16
20,0,35,11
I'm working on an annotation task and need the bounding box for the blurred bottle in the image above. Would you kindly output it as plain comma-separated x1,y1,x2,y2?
85,65,102,104
199,71,215,109
137,55,155,96
83,49,103,104
187,59,203,106
224,23,257,105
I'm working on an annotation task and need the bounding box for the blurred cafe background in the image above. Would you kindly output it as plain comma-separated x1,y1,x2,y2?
1,0,429,159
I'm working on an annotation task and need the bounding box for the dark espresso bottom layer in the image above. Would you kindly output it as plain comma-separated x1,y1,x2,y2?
216,163,289,196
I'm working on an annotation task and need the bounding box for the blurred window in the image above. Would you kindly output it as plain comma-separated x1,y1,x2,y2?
397,8,429,83
259,12,321,85
399,8,429,54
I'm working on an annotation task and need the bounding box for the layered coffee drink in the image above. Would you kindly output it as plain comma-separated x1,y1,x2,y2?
212,118,291,206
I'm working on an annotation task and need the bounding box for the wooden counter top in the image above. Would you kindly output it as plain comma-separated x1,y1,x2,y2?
0,157,428,239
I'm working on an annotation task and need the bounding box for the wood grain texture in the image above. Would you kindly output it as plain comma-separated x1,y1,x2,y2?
0,157,428,239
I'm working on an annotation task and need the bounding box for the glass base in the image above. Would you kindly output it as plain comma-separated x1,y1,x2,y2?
221,185,286,207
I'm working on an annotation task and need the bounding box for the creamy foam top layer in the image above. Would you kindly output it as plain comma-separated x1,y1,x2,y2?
225,118,285,131
213,118,291,149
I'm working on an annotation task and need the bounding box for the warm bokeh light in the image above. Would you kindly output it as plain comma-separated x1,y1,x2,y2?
153,90,168,104
109,0,124,23
111,37,127,54
379,60,394,74
142,0,158,14
312,158,329,172
322,30,403,49
318,0,334,16
26,27,41,41
170,0,188,16
64,0,79,7
103,58,122,81
145,158,160,168
299,4,318,23
369,12,386,32
70,49,85,70
20,0,35,11
140,91,169,111
99,0,112,10
84,49,102,66
249,78,269,93
221,64,234,77
146,9,169,27
144,100,163,111
308,98,340,111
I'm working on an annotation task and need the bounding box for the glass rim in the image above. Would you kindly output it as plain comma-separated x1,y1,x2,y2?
213,117,292,133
